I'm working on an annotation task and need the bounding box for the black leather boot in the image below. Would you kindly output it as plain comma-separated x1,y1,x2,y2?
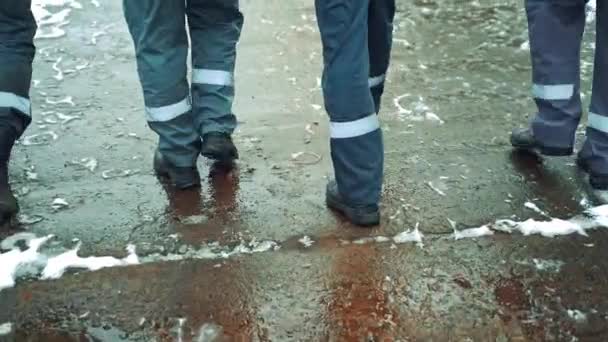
0,125,19,224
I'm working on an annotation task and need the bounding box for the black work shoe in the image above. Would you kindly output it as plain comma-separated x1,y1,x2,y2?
576,156,608,191
510,128,573,156
0,162,18,225
153,149,201,190
0,125,19,225
201,133,239,162
325,180,380,227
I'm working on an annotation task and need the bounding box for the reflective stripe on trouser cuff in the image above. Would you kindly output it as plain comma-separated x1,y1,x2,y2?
145,97,191,122
192,69,234,86
369,74,386,88
588,112,608,134
330,113,380,139
532,84,574,101
0,91,31,116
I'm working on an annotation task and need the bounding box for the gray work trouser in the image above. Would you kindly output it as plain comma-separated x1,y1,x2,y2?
315,0,395,206
0,0,36,136
528,0,608,175
123,0,243,167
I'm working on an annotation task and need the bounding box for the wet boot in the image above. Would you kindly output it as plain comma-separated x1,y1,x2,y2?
201,132,239,163
153,149,201,190
0,126,19,225
510,128,573,156
576,156,608,204
326,180,380,227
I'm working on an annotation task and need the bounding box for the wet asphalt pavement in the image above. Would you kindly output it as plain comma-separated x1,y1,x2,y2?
1,0,607,341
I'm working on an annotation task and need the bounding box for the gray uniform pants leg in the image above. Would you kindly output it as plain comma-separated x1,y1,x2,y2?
123,0,200,168
0,0,36,136
526,0,586,155
316,0,393,206
580,0,608,175
187,0,243,136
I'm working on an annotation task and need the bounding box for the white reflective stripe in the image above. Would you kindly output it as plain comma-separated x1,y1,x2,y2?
588,112,608,134
0,91,31,116
192,69,234,86
532,84,574,100
369,74,386,88
145,97,191,122
330,113,380,139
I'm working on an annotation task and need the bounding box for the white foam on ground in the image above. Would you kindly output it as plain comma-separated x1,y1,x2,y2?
524,201,548,217
454,225,494,240
568,309,587,323
4,205,608,291
393,95,444,124
487,205,608,238
32,0,82,39
42,243,138,279
298,236,314,248
0,322,12,336
494,218,587,238
0,235,138,292
587,0,597,23
393,225,424,246
533,259,564,273
0,235,52,291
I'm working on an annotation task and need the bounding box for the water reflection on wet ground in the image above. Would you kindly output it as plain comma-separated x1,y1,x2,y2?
2,0,608,341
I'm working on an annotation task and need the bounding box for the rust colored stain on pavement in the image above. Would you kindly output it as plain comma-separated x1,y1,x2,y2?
325,243,398,341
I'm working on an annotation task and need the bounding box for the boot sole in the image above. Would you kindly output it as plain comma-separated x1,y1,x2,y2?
576,158,608,190
326,193,380,227
201,149,238,163
0,203,19,228
511,141,573,157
